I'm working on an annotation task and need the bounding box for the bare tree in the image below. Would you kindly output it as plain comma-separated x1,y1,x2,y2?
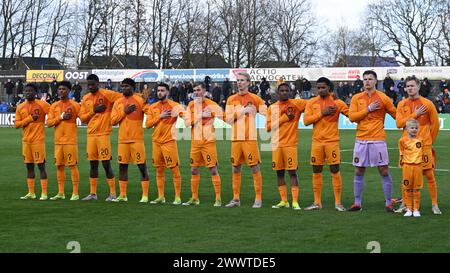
174,0,201,68
7,1,28,58
194,0,230,67
14,0,33,58
242,0,270,67
27,0,48,58
41,0,70,59
149,0,160,63
214,0,246,67
199,0,214,67
7,0,445,70
152,0,183,68
121,4,132,55
78,0,113,64
367,0,440,66
429,0,450,66
232,0,245,67
155,0,167,68
101,0,122,57
323,26,355,67
1,0,22,58
268,0,317,67
57,23,73,67
130,0,147,57
353,17,391,65
214,0,239,67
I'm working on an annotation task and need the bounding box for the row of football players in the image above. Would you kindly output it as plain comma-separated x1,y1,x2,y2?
14,72,441,215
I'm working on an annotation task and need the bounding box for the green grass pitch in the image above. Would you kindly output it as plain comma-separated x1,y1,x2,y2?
0,127,449,253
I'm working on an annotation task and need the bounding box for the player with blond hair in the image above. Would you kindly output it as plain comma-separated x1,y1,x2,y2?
395,75,441,215
224,72,267,208
398,119,424,217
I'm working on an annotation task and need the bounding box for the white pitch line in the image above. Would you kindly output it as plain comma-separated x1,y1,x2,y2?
340,162,450,172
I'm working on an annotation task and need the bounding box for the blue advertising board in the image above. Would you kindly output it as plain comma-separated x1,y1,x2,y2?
162,69,195,81
194,69,231,81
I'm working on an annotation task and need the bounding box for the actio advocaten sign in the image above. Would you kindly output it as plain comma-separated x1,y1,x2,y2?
26,70,64,82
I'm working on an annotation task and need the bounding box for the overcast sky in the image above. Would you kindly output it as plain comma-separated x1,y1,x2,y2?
313,0,375,30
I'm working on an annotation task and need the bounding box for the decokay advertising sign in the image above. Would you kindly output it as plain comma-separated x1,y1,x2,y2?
26,70,64,82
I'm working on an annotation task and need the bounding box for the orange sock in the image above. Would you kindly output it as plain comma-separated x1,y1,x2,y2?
41,179,48,195
312,173,323,205
424,169,438,205
27,178,35,194
401,186,406,205
119,180,127,196
70,166,79,196
107,178,116,196
232,173,241,200
211,175,221,201
278,185,288,202
89,177,98,195
331,172,342,205
406,190,413,210
172,167,181,198
156,167,165,198
413,190,421,211
252,171,262,201
57,166,65,195
141,180,149,198
291,186,299,203
191,174,200,199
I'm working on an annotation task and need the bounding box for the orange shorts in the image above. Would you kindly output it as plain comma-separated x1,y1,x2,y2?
402,163,423,190
310,142,340,166
118,142,146,165
231,141,261,167
22,142,46,164
54,144,78,166
87,135,112,161
152,141,179,168
190,142,218,168
422,147,435,170
272,146,298,170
